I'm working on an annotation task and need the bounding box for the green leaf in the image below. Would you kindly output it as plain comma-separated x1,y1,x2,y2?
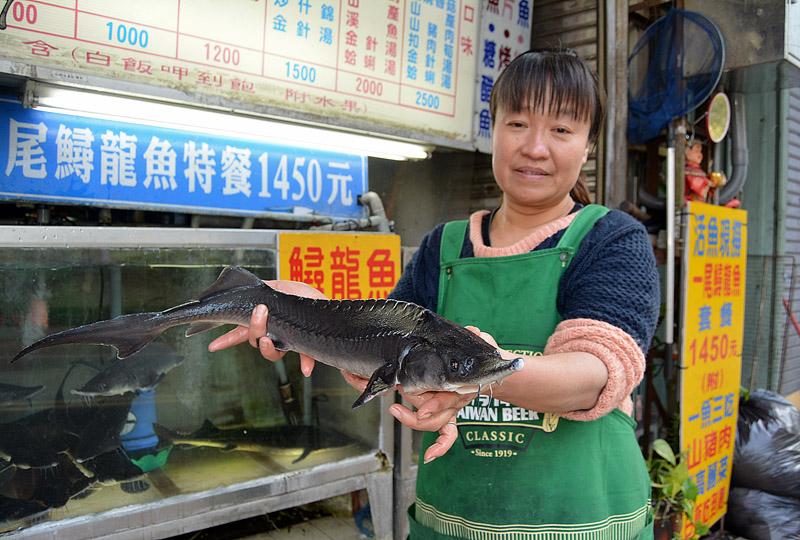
682,479,698,501
695,522,711,535
652,439,676,466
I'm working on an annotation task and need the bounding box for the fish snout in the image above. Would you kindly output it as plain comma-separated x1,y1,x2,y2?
509,357,525,371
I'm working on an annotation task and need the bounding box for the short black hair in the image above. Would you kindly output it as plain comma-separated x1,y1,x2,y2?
489,48,605,144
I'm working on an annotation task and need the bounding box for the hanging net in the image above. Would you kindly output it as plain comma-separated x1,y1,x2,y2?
627,9,725,144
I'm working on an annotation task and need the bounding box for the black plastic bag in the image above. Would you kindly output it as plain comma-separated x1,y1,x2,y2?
726,487,800,540
733,390,800,498
737,390,800,438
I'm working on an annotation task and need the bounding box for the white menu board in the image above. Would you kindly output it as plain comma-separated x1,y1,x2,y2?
0,0,480,146
472,0,531,153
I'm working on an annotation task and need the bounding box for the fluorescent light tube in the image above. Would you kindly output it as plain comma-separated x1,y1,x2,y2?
32,85,432,161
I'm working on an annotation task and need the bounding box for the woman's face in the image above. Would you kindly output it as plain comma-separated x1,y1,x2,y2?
492,101,592,210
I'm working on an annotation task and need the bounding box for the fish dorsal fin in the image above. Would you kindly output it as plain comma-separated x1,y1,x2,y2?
196,419,220,437
198,266,264,301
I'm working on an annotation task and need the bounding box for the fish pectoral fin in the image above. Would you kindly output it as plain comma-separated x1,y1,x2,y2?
351,364,397,409
198,266,264,301
185,322,225,337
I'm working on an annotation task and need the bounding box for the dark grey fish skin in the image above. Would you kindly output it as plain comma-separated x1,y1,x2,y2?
71,352,184,397
13,266,524,407
154,419,356,463
0,495,48,523
0,383,44,405
0,460,15,489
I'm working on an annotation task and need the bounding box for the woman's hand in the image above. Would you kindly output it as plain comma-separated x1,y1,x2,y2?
207,280,325,377
388,326,501,463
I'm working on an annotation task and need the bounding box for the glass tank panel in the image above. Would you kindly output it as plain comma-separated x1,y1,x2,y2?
0,245,379,532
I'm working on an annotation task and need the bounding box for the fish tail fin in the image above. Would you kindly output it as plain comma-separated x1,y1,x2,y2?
12,312,164,362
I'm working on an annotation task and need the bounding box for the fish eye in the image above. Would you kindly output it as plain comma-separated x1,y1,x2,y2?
449,360,459,372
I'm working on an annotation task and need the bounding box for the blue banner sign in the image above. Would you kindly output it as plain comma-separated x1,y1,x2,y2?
0,100,367,218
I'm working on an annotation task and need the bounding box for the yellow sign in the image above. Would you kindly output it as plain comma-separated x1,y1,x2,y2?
679,202,748,538
278,231,400,300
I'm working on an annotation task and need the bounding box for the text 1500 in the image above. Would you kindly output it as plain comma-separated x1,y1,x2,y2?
285,62,317,83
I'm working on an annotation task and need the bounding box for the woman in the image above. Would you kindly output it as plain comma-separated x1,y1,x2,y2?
383,49,659,539
211,49,659,539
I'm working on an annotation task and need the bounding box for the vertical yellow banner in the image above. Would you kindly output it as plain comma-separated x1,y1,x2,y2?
680,202,748,538
277,232,401,299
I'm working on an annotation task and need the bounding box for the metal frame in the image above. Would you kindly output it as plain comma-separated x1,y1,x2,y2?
0,226,395,540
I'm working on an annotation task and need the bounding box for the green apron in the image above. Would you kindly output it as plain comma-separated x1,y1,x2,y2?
408,205,653,540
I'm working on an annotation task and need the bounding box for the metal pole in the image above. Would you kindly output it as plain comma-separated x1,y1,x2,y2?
666,125,676,347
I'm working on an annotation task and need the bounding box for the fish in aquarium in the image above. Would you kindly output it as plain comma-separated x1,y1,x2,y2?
0,364,133,469
13,266,523,408
154,420,355,464
70,353,184,398
0,383,44,406
0,495,47,524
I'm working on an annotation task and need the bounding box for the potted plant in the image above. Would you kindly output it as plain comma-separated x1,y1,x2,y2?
647,439,710,540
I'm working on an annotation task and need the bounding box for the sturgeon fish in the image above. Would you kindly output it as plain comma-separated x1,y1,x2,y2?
71,346,185,397
13,266,523,407
154,420,356,463
0,383,45,405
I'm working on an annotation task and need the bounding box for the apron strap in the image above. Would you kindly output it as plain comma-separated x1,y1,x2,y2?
441,205,608,265
440,220,469,266
555,204,610,250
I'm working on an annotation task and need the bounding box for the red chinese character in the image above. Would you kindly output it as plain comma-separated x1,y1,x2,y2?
161,64,188,80
23,40,57,57
285,89,307,103
718,426,732,450
330,246,361,299
314,95,335,107
713,263,723,296
197,71,223,87
704,263,713,298
367,249,396,289
346,29,358,47
498,45,512,69
342,99,359,112
366,35,378,51
364,55,375,70
704,431,718,460
464,5,476,21
231,78,255,94
347,0,359,6
346,10,359,28
732,266,741,296
687,438,702,470
344,49,357,65
384,59,396,76
722,264,732,296
460,36,473,55
289,246,325,292
86,50,111,66
386,40,397,57
387,5,399,21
